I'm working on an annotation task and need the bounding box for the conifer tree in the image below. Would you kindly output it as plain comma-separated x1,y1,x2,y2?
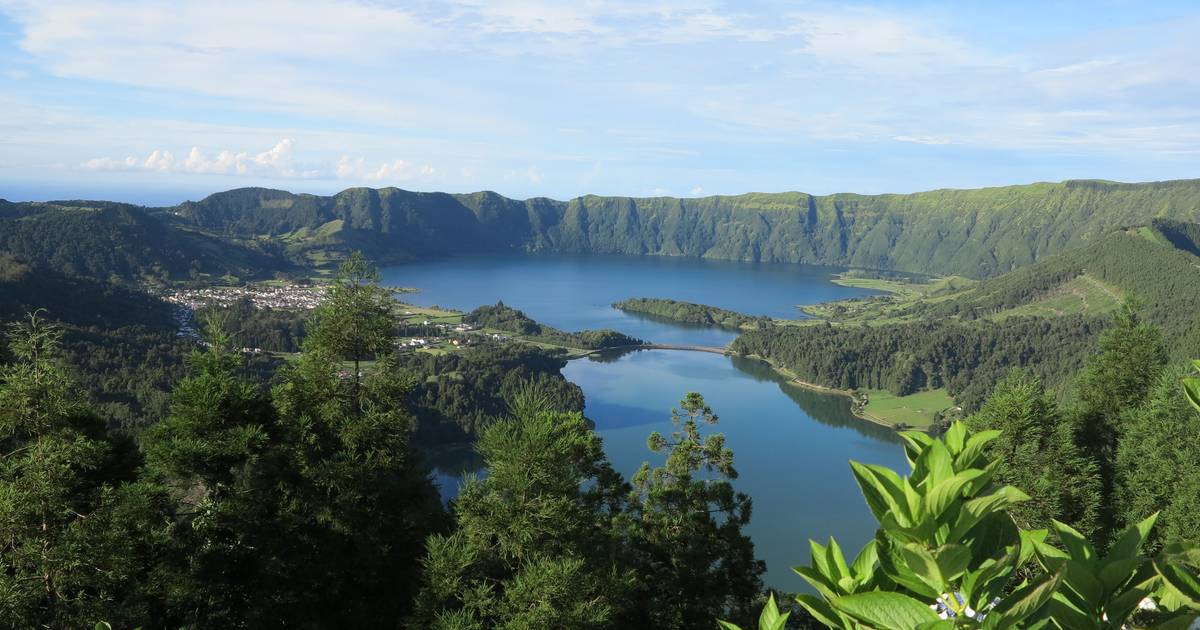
966,371,1101,537
623,392,764,629
1116,365,1200,551
1073,301,1167,540
0,312,135,626
409,387,630,629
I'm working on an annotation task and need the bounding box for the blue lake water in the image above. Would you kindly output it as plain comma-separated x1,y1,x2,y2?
381,254,908,591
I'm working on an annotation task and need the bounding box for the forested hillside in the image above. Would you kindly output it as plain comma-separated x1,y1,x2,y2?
167,178,1200,277
0,199,293,283
733,227,1200,410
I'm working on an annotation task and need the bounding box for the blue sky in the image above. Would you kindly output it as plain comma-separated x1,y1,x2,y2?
1,1,1198,205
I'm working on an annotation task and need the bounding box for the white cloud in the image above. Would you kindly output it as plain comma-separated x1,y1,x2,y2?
335,156,437,182
82,139,323,179
689,186,703,195
893,135,953,146
526,166,543,185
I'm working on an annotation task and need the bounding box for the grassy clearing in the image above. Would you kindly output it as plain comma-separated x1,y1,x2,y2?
992,274,1122,320
859,388,955,428
832,273,975,298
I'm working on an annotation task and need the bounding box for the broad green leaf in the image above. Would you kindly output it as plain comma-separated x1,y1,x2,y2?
1051,520,1097,566
899,543,945,591
1097,557,1145,594
877,532,942,599
1151,613,1200,629
1058,559,1105,609
795,593,844,628
1104,563,1161,622
1107,512,1159,563
914,439,954,487
943,421,967,455
926,470,984,519
1157,559,1200,605
934,544,972,583
793,565,840,601
948,486,1029,542
1184,377,1200,413
755,593,790,630
831,591,940,630
992,570,1063,624
851,540,880,579
1038,597,1093,630
956,429,1001,470
810,539,833,580
851,461,912,527
828,537,852,582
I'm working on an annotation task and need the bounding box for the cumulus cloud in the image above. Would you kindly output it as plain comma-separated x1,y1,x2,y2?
335,156,437,182
82,139,323,179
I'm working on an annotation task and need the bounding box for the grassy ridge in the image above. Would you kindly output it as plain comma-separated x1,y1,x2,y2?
166,178,1200,278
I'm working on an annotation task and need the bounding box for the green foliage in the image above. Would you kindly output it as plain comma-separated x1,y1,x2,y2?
171,179,1200,279
733,315,1104,411
623,393,765,628
965,371,1101,536
197,298,307,353
719,593,791,630
0,312,147,627
0,200,290,283
614,298,772,330
1117,366,1200,551
465,301,643,349
398,341,585,444
722,421,1200,629
307,251,395,367
408,389,629,629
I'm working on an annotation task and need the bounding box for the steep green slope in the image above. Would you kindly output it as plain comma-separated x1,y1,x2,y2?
0,199,294,283
171,179,1200,277
732,227,1200,410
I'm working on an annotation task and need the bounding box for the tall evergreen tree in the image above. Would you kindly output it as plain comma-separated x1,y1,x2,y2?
1072,301,1167,540
622,392,764,629
409,387,630,629
1115,364,1200,551
305,251,396,407
140,313,280,628
0,312,144,626
270,346,444,625
965,371,1101,537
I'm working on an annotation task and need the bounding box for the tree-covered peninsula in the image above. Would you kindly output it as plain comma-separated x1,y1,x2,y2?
613,298,772,330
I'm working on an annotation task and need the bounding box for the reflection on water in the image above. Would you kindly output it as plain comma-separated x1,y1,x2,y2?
398,254,905,591
728,355,902,444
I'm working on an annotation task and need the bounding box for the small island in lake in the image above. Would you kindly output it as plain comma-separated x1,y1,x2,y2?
613,297,773,331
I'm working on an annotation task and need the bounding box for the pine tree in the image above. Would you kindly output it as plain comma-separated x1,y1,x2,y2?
408,387,630,629
965,371,1101,537
305,251,396,409
270,347,444,624
1072,301,1167,540
1115,365,1200,551
623,392,764,629
0,312,134,626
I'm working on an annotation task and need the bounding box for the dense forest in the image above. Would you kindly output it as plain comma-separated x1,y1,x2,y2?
0,200,293,283
0,257,769,628
5,176,1200,625
614,298,773,331
733,227,1200,410
4,253,1200,627
465,302,644,350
